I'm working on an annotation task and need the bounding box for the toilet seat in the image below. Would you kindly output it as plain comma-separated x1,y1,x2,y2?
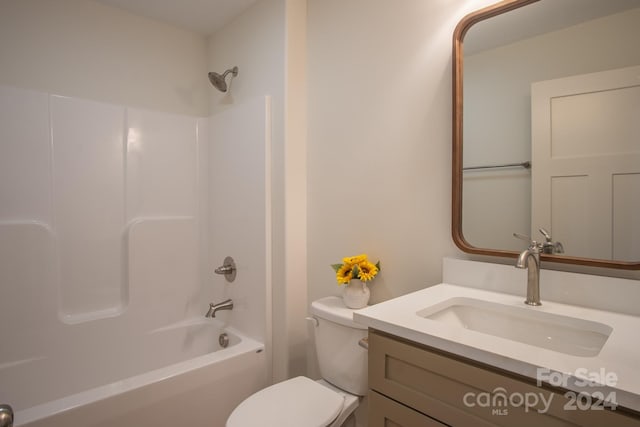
226,376,345,427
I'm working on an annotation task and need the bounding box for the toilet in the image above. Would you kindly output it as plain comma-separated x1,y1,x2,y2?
226,296,368,427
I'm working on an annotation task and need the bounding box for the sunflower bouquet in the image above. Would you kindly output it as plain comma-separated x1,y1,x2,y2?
331,254,381,285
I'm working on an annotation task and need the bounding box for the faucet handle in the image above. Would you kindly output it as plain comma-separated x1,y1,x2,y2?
537,228,564,254
538,227,552,242
513,232,542,251
214,256,236,282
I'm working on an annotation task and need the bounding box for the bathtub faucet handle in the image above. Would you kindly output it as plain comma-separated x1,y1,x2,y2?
214,265,234,274
214,256,236,282
0,404,13,427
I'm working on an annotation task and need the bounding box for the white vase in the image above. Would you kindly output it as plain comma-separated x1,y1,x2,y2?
342,281,370,309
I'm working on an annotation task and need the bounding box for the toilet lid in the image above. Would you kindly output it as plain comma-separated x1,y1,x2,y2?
226,376,344,427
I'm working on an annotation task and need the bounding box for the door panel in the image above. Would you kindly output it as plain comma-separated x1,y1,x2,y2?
531,66,640,261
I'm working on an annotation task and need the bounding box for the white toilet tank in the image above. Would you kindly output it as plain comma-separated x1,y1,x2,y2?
310,296,368,396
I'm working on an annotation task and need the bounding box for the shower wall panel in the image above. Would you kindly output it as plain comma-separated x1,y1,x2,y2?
208,96,271,343
0,222,56,365
126,109,198,219
0,84,206,327
51,96,126,320
0,86,51,221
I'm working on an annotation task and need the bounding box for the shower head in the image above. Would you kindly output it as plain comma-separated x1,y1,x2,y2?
208,66,239,92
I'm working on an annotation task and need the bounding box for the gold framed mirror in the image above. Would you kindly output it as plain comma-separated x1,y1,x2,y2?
452,0,640,269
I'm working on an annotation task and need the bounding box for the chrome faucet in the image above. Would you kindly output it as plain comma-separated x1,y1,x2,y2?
514,234,543,306
205,299,234,318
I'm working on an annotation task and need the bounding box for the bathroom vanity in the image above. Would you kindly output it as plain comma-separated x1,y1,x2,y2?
367,330,638,426
355,258,640,427
407,1,640,423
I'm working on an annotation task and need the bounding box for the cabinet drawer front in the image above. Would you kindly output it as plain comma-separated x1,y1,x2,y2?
369,390,446,427
369,330,640,427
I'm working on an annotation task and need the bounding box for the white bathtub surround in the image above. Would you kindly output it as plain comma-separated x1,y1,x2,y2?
0,85,271,426
208,96,272,347
355,258,640,412
0,85,205,326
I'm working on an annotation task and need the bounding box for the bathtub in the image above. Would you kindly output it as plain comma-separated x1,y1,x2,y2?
3,318,266,427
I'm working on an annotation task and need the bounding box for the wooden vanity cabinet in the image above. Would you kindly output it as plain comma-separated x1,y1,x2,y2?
368,330,640,427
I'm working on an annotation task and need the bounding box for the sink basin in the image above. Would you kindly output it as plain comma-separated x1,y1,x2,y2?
418,297,612,357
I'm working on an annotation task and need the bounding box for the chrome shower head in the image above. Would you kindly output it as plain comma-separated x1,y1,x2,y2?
208,66,239,92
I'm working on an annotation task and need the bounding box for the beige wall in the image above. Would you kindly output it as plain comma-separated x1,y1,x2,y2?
306,4,496,423
306,0,640,321
307,0,496,308
0,0,208,116
208,0,285,117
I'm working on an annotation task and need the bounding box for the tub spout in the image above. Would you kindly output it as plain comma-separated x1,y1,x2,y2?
205,304,215,318
205,299,233,318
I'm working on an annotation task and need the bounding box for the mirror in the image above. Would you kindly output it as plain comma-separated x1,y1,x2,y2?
452,0,640,269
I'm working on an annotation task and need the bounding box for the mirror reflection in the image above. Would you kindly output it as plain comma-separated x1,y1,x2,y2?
460,0,640,263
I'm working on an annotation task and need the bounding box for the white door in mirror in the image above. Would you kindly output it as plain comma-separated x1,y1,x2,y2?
531,65,640,261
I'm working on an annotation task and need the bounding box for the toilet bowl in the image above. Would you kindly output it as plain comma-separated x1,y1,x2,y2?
226,296,368,427
226,377,359,427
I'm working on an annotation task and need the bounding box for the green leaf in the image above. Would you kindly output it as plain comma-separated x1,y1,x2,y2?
331,264,343,272
375,261,381,270
352,265,360,278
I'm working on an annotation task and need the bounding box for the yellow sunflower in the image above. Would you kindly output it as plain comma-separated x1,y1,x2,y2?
342,254,368,266
356,261,379,282
336,264,354,284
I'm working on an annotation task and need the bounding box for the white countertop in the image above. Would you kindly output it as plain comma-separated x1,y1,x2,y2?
355,278,640,413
